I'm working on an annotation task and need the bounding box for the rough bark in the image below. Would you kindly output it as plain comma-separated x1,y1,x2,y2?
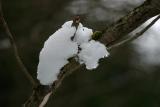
99,1,160,46
149,0,160,10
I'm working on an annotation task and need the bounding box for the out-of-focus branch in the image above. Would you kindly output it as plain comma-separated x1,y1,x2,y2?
0,1,37,87
107,14,160,50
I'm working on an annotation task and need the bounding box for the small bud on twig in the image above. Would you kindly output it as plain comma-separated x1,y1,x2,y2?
72,15,81,29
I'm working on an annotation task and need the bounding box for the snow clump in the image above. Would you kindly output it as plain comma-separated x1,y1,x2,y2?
37,20,109,85
37,21,78,85
78,40,109,69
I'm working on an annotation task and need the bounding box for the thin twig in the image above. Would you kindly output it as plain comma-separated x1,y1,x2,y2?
39,92,52,107
0,1,37,87
107,14,160,50
36,63,83,107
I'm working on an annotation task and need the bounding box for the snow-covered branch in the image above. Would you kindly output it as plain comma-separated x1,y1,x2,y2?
1,0,160,107
27,1,160,105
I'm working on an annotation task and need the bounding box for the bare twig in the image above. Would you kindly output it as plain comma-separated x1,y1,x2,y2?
36,62,83,107
39,92,52,107
107,14,160,50
0,1,37,87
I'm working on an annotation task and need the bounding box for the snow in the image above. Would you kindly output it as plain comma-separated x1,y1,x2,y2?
78,40,109,69
37,21,78,85
74,27,92,45
37,20,109,85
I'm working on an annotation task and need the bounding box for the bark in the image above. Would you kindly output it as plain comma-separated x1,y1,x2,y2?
99,1,160,46
149,0,160,10
1,0,160,107
26,1,160,107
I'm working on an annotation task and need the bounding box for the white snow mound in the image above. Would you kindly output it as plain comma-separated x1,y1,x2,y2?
78,40,109,69
74,27,93,44
37,21,78,85
37,20,109,85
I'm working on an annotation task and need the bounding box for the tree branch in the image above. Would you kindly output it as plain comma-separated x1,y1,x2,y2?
149,0,160,10
107,14,160,50
99,0,160,46
25,1,160,106
2,0,160,107
0,0,37,87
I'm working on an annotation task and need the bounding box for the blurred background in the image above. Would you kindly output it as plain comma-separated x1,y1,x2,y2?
1,0,160,107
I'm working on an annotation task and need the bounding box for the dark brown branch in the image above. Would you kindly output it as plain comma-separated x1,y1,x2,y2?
107,14,160,50
99,1,160,46
148,0,160,10
0,1,37,87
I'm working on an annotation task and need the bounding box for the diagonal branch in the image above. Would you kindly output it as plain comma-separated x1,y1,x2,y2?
107,14,160,50
99,0,160,46
2,0,160,107
0,0,37,87
25,1,160,106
